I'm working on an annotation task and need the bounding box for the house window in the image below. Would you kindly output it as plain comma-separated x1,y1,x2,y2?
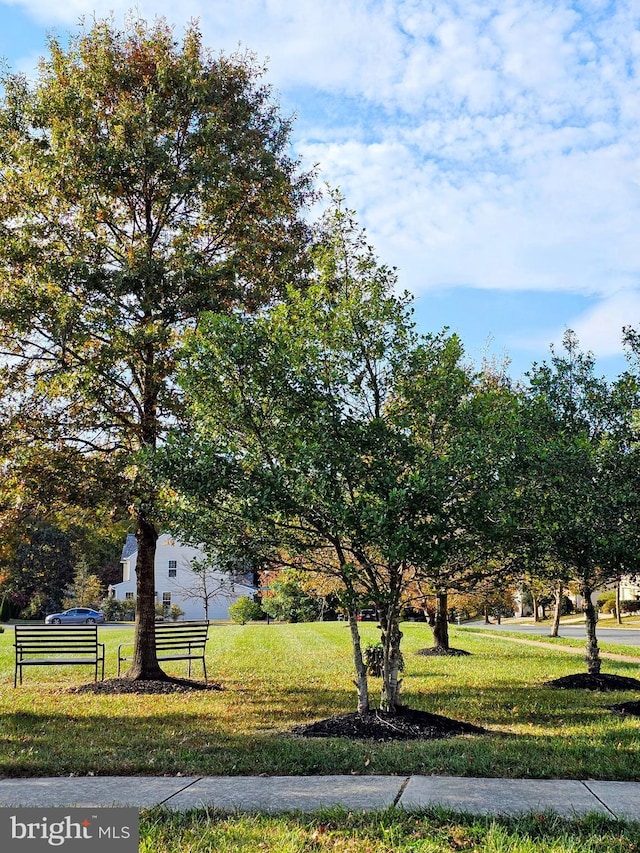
125,592,134,601
162,592,171,614
168,568,177,578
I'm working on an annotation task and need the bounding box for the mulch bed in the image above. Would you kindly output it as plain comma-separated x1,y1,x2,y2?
291,706,486,742
67,677,222,695
415,647,471,657
609,701,640,716
544,673,640,692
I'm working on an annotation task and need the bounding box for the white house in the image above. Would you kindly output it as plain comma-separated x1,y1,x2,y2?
109,533,257,621
619,575,640,604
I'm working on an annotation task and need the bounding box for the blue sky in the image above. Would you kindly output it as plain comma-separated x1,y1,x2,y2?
2,0,640,381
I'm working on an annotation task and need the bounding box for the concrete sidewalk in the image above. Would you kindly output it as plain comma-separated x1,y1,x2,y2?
0,776,638,820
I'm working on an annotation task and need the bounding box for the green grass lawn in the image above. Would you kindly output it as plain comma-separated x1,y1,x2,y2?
1,621,639,780
138,808,640,852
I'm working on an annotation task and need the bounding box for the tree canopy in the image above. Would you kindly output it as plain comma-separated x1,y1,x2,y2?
161,201,517,711
0,16,312,677
513,331,640,673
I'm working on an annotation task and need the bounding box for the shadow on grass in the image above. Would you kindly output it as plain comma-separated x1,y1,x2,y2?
1,681,640,781
403,681,640,726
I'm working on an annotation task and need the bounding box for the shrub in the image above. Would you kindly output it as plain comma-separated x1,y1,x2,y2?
259,572,322,622
152,603,186,621
229,597,264,625
100,597,136,621
363,643,405,677
600,598,617,613
21,591,49,620
0,594,12,622
597,590,617,608
620,599,640,614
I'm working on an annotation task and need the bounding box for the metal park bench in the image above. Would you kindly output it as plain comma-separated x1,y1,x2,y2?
14,624,105,686
117,620,210,680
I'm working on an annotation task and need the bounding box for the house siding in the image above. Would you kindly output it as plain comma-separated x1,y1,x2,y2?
110,533,256,620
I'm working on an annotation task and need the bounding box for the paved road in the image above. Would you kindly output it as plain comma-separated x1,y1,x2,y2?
464,620,640,647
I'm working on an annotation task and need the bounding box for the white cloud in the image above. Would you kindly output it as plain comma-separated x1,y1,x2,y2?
1,0,407,94
5,0,640,312
569,292,640,357
301,126,640,297
518,290,640,361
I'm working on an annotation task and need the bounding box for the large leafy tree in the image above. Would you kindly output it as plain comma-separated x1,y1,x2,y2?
162,203,511,713
0,17,311,678
6,521,75,617
0,434,129,616
398,362,521,653
516,331,640,675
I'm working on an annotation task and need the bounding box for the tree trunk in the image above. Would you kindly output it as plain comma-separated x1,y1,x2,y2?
616,582,622,625
582,583,601,676
483,602,491,624
124,512,166,680
432,591,450,650
549,581,562,637
379,608,403,713
532,594,540,622
348,608,370,714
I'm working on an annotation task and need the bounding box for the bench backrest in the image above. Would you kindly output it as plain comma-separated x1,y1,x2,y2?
15,624,100,655
154,621,209,650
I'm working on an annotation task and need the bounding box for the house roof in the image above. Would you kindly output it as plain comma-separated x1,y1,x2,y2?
121,533,137,561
